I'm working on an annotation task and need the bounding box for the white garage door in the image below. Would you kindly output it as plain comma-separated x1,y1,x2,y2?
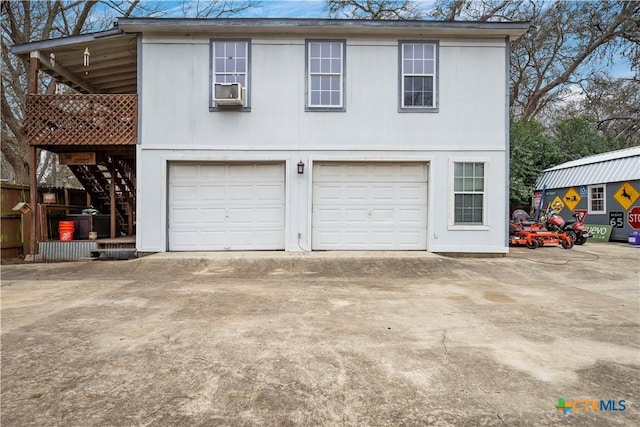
312,162,428,250
169,162,285,251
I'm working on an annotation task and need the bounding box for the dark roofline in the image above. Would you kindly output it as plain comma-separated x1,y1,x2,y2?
118,17,530,29
118,17,530,38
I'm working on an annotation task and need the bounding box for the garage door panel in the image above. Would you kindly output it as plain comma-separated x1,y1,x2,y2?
313,162,427,250
199,186,225,201
171,208,199,224
169,162,285,251
171,185,198,202
257,184,286,201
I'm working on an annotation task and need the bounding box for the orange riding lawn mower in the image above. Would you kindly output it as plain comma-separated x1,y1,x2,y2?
509,208,575,250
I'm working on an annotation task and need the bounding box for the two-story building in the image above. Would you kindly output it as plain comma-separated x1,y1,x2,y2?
12,18,529,255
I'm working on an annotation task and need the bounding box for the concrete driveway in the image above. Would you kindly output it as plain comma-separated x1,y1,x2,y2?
1,244,639,426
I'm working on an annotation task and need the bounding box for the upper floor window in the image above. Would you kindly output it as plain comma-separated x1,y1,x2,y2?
399,41,437,111
453,162,485,225
210,39,250,110
589,185,606,214
306,40,345,111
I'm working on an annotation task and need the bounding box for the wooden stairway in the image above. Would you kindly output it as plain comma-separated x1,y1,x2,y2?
68,154,135,237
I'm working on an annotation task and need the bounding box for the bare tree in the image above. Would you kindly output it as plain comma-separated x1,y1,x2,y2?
326,0,423,19
431,0,639,121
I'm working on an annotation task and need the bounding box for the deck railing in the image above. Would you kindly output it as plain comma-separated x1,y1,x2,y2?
25,94,137,146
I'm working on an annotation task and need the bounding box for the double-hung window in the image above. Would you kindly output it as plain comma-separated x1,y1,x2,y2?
453,162,485,225
306,40,345,111
589,185,606,214
399,41,437,111
210,39,250,110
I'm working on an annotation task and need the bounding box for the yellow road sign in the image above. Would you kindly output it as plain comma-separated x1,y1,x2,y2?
550,196,564,214
562,188,581,211
614,182,639,210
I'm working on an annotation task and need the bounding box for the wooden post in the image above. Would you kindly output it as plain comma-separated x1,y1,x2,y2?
28,53,40,256
127,197,133,236
29,146,38,255
110,164,116,238
28,54,39,94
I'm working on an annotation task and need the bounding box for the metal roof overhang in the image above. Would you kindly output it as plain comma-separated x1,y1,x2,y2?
118,17,530,40
10,29,137,94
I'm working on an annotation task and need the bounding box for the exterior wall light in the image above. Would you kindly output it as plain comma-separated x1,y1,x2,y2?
297,160,305,174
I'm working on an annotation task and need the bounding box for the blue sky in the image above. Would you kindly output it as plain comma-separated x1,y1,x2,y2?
239,0,328,17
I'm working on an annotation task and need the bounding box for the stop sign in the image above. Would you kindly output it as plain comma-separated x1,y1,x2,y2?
629,206,640,230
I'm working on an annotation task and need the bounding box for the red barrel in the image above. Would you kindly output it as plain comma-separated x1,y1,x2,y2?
58,221,75,241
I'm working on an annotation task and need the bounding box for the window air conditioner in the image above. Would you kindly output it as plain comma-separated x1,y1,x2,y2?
213,83,245,106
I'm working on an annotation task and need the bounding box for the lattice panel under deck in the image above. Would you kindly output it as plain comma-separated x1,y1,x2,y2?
26,94,137,146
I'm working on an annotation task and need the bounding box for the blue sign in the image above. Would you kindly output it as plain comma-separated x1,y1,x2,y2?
580,185,588,197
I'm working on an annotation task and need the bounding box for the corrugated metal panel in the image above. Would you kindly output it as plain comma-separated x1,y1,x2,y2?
536,154,640,190
545,146,640,171
39,241,98,261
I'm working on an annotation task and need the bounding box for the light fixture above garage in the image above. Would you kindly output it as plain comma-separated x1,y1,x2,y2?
297,160,305,174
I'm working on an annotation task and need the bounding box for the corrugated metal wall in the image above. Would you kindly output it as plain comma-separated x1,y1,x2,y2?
39,241,98,261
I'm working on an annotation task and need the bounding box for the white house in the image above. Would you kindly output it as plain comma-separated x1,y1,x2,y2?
12,18,529,255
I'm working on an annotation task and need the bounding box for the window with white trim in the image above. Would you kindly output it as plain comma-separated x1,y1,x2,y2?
211,40,250,109
454,162,485,224
400,41,437,110
589,185,606,214
306,40,345,110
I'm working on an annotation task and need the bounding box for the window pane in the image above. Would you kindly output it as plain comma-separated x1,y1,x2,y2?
310,59,321,73
311,76,320,90
454,177,463,192
321,43,330,57
424,45,434,60
321,76,330,90
235,43,246,57
310,43,320,57
236,59,246,72
330,76,339,90
331,58,341,73
321,92,330,105
403,44,413,59
311,92,320,105
330,91,340,106
330,43,341,57
320,58,331,73
215,58,225,72
425,59,434,74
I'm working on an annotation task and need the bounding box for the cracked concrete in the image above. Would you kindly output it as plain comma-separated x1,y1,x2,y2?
1,244,639,426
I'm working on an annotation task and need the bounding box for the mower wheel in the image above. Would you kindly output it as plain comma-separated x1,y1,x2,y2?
574,236,587,245
561,238,574,249
525,239,538,249
566,230,577,243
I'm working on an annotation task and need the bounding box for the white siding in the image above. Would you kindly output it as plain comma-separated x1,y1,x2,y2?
137,34,509,254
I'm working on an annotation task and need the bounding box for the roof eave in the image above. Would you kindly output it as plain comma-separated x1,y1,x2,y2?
117,18,530,39
10,28,124,58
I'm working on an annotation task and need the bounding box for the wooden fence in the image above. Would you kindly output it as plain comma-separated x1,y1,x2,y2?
0,184,87,259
